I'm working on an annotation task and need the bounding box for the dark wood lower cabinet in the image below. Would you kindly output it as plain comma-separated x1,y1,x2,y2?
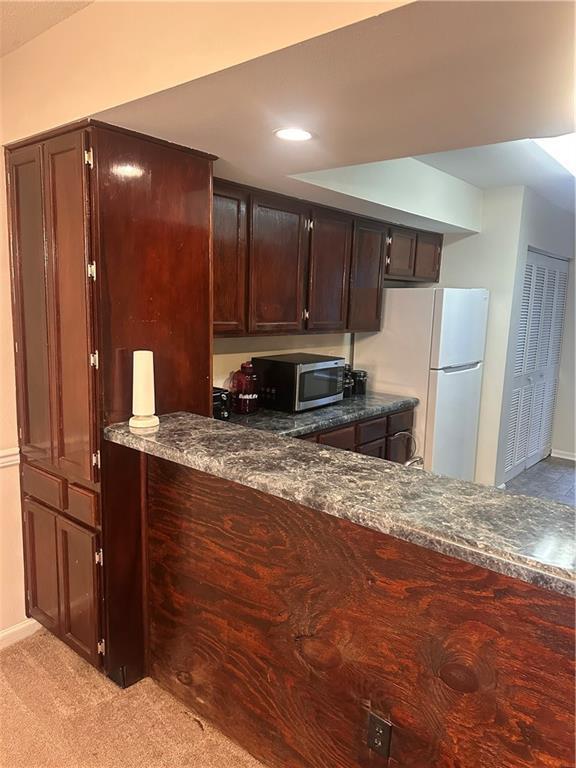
300,408,415,464
23,499,60,632
56,516,101,665
146,461,575,768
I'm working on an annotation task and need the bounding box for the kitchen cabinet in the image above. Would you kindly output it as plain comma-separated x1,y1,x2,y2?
347,219,387,332
414,231,442,281
57,516,101,665
22,499,60,633
213,181,248,334
387,226,417,278
249,193,309,333
307,208,352,331
7,119,214,685
213,180,443,337
298,407,415,464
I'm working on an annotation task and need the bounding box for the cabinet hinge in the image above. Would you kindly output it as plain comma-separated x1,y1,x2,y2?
97,639,106,655
95,548,104,566
84,148,94,169
87,261,97,281
386,236,393,246
308,219,314,231
303,308,310,321
19,427,23,440
90,350,99,369
14,340,18,354
92,450,101,469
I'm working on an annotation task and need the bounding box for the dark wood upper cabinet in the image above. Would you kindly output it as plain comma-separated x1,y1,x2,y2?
7,146,54,465
387,226,417,278
307,208,352,332
249,194,308,333
414,231,443,281
347,219,387,332
23,499,60,632
43,132,96,484
212,182,248,334
57,516,101,666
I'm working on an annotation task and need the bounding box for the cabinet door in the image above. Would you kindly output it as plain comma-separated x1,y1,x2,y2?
249,194,308,333
7,146,55,465
57,516,101,666
348,219,386,331
43,132,97,483
385,432,413,463
23,499,60,632
387,227,417,278
307,209,352,331
414,232,442,281
213,182,248,334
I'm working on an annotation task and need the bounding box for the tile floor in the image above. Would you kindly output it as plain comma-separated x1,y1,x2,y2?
505,456,576,506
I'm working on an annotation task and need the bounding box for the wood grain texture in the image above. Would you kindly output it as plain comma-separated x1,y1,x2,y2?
213,181,248,334
348,219,387,332
146,459,575,768
92,125,213,423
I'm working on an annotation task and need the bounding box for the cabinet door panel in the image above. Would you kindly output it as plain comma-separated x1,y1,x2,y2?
213,183,248,334
318,425,356,451
44,132,96,483
249,195,308,333
57,516,100,666
307,209,352,331
7,146,54,464
388,227,417,278
348,220,386,331
23,499,60,631
386,432,413,463
414,232,442,281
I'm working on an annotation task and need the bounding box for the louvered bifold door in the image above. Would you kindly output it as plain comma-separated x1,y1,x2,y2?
503,251,570,481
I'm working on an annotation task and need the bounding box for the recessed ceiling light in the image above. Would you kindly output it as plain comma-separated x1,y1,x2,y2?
533,133,576,176
274,127,313,142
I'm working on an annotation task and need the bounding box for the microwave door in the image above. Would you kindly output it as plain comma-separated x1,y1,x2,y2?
295,363,344,411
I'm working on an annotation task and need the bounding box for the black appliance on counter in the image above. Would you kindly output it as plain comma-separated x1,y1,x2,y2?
351,369,368,396
212,387,231,420
252,353,345,413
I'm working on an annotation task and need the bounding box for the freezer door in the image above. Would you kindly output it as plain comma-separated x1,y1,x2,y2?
430,288,489,369
424,363,483,481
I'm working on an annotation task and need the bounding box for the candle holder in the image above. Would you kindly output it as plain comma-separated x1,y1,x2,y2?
129,350,160,429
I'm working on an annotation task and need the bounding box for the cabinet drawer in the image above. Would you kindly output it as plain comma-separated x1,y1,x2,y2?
318,425,356,451
387,409,414,435
22,463,67,511
356,416,388,445
386,432,413,464
68,484,99,528
357,438,386,458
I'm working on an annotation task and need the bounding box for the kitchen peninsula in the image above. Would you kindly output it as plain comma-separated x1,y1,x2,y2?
105,412,574,768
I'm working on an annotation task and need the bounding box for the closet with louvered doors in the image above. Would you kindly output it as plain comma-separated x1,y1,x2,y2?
502,250,570,482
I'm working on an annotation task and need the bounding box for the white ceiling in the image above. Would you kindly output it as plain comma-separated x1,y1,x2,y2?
417,140,575,212
0,0,92,57
95,1,574,226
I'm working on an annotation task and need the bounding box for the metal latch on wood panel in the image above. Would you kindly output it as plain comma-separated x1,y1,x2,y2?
87,262,96,280
90,351,99,369
92,450,101,469
97,639,106,655
84,148,94,169
95,549,103,566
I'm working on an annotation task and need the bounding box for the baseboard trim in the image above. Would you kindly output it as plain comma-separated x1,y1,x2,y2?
551,450,576,462
0,618,41,650
0,447,20,469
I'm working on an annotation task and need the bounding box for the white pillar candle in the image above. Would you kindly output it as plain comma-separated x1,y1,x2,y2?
129,350,160,429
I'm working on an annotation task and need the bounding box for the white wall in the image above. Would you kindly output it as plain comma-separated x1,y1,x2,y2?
213,334,352,388
440,187,526,485
294,158,483,233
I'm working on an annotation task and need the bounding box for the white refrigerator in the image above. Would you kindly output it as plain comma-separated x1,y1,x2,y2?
354,287,489,481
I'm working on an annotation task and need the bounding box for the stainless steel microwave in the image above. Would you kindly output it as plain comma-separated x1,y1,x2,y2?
252,354,345,412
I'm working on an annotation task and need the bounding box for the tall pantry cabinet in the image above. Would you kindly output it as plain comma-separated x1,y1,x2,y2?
6,120,214,685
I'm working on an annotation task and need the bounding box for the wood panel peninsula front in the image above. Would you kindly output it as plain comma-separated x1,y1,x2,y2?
105,413,575,768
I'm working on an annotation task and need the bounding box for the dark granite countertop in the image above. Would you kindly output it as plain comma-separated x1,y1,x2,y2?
227,393,418,437
104,412,575,596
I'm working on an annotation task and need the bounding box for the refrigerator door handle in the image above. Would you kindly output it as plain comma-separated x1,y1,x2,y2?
437,362,482,374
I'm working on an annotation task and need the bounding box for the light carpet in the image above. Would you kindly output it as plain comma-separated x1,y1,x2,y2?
0,629,265,768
